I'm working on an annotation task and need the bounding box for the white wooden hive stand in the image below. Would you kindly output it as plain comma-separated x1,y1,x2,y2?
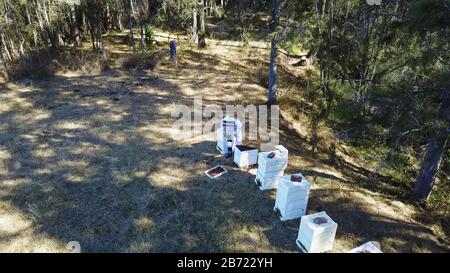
296,211,338,253
273,173,311,221
254,145,288,191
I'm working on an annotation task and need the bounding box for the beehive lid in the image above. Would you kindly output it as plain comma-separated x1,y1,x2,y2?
260,150,286,160
280,173,311,189
303,211,337,230
348,241,383,253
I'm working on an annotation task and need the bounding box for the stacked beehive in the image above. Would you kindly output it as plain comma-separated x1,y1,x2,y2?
254,145,288,190
296,211,338,253
216,116,243,156
274,173,311,221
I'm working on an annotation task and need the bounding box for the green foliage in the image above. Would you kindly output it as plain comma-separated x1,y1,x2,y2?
215,6,225,18
144,23,156,49
281,28,309,56
283,0,449,211
198,31,206,41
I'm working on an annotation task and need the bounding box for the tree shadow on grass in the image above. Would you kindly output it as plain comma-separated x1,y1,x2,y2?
0,71,187,252
0,70,292,252
1,52,448,253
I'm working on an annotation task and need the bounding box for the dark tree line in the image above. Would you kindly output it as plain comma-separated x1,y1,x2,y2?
0,0,228,78
281,0,449,203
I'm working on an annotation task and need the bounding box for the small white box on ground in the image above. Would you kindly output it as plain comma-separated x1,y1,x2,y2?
204,165,228,179
274,174,311,221
233,145,258,168
255,170,284,190
296,211,338,253
348,241,383,253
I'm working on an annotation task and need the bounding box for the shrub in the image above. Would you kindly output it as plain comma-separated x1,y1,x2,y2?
122,52,166,71
122,55,141,69
144,24,156,49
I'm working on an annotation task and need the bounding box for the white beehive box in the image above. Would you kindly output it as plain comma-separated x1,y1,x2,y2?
233,145,258,168
255,169,284,190
274,174,311,221
348,241,383,253
257,145,288,175
296,211,338,253
216,116,243,155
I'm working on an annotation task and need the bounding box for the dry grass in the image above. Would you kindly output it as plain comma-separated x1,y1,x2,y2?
122,52,167,70
0,30,448,253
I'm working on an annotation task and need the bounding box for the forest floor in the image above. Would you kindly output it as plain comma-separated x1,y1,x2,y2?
0,30,449,253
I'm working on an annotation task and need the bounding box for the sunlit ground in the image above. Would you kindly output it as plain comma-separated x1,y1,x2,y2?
0,31,448,252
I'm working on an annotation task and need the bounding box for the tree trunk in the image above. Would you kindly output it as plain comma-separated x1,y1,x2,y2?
192,8,198,44
73,6,82,47
106,3,112,30
1,34,12,61
129,0,136,54
0,45,9,81
412,92,450,202
311,113,319,154
200,1,205,33
412,128,448,202
25,4,38,50
88,23,97,50
268,34,278,105
44,1,58,51
99,28,107,62
117,12,124,31
198,2,207,48
140,23,145,54
267,0,281,105
47,28,58,50
7,38,17,58
33,30,39,51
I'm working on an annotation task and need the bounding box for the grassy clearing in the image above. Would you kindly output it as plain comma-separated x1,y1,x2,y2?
0,30,448,252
